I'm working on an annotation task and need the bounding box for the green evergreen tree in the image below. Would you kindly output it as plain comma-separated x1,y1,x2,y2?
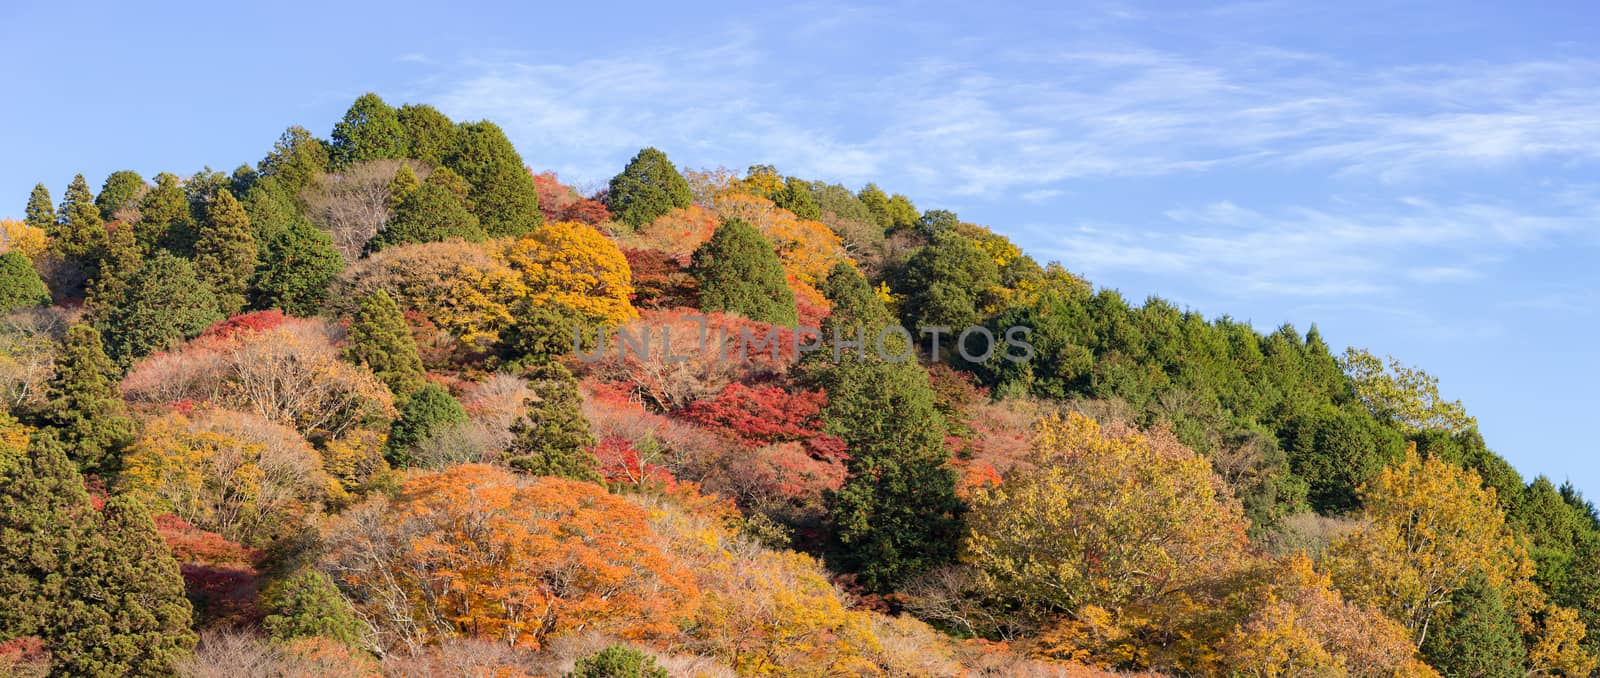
344,290,426,399
95,170,146,222
504,362,600,481
52,174,106,267
818,261,891,337
895,229,999,331
194,189,258,316
240,176,301,244
444,121,542,237
257,126,330,201
368,167,485,251
85,222,142,316
137,172,196,254
55,494,195,677
691,218,797,326
387,163,420,209
0,251,50,313
24,183,55,231
1421,573,1526,677
568,645,669,678
261,569,364,646
252,216,344,316
384,383,467,468
99,251,222,365
605,147,693,228
330,92,407,166
774,177,822,221
0,426,93,647
397,103,459,166
41,324,136,475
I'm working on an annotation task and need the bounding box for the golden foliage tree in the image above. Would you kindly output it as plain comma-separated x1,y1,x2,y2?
495,220,637,327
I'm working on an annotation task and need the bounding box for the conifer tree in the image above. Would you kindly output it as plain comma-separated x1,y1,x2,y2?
344,290,426,399
383,382,468,468
257,126,330,201
0,426,93,646
387,163,420,209
368,166,485,251
261,569,364,646
137,172,196,254
570,645,669,678
0,251,50,313
252,216,344,316
54,494,195,677
99,251,222,365
606,147,693,228
52,174,106,267
95,170,146,221
774,177,821,221
41,324,136,475
444,121,542,237
504,362,600,482
194,188,258,316
330,92,407,167
24,183,54,231
397,103,458,165
1421,573,1527,676
86,222,142,317
691,218,797,326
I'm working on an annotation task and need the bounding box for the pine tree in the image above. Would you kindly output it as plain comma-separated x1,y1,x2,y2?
54,494,195,677
330,92,407,167
0,251,50,313
691,218,797,326
606,147,693,229
137,172,196,254
368,166,485,251
52,174,106,268
344,290,426,399
261,569,364,646
95,170,146,221
397,103,458,165
194,189,258,315
257,126,330,200
384,382,468,468
444,120,542,237
24,183,54,232
1421,573,1526,676
252,216,344,316
504,362,600,482
0,426,94,647
85,222,142,317
41,324,136,475
569,645,669,678
99,251,222,365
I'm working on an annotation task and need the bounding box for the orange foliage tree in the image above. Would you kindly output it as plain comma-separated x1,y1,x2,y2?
712,194,846,290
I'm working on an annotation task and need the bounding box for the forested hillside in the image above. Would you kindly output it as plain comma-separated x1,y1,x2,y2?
2,93,1597,677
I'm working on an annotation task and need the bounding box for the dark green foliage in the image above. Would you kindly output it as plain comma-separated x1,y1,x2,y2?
1421,573,1526,677
691,218,797,326
368,167,485,251
229,163,259,197
95,170,146,221
41,325,135,476
1282,402,1405,513
344,290,426,399
55,494,196,677
444,121,542,237
137,172,196,254
331,93,408,167
261,569,364,646
99,251,222,365
252,216,344,316
499,301,587,368
504,362,600,482
384,382,467,468
85,222,142,316
915,209,961,240
0,427,93,647
397,103,458,165
812,182,875,223
52,174,106,266
194,189,258,316
0,252,50,313
819,261,891,336
24,183,54,231
568,645,668,678
773,177,822,220
257,126,330,200
894,229,1000,331
606,147,694,228
240,176,302,244
819,352,963,591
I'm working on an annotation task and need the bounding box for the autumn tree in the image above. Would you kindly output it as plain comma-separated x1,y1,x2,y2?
504,362,600,481
607,147,693,229
344,290,426,400
330,92,407,166
98,251,222,364
368,166,485,251
445,120,542,237
40,324,135,475
692,218,797,326
384,383,468,468
0,252,50,313
1341,347,1477,433
497,219,638,327
195,188,258,316
252,216,344,316
95,170,146,221
302,159,416,261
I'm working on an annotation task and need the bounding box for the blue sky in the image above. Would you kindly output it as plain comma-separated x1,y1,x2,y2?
2,1,1597,493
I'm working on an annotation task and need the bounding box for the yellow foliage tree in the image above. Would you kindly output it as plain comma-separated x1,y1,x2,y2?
0,218,48,260
332,240,528,351
494,220,637,327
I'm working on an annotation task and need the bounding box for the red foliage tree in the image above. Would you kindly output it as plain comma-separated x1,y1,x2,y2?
676,383,845,461
622,247,698,310
156,513,266,627
199,310,290,342
530,170,610,226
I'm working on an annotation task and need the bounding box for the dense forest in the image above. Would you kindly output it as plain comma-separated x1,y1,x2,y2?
1,92,1596,677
